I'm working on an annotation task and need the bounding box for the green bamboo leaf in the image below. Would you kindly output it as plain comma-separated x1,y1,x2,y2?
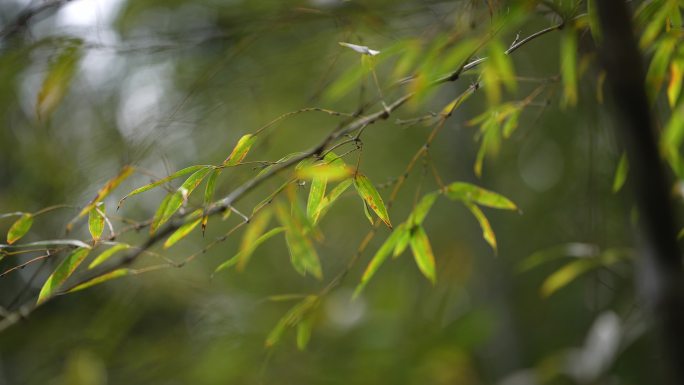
70,165,134,231
393,224,411,258
408,192,439,226
307,175,327,224
464,202,497,253
236,210,273,270
668,60,684,107
89,243,130,269
587,0,602,42
296,316,313,351
265,295,318,348
612,153,629,193
540,260,596,297
661,101,684,176
361,200,374,225
276,203,322,279
153,167,213,232
646,36,676,103
517,243,599,273
445,182,518,210
119,165,207,208
354,224,404,298
37,247,90,304
88,203,105,241
409,226,436,284
297,163,352,181
36,42,83,119
202,168,221,232
67,269,130,293
7,213,33,245
354,173,392,228
151,194,173,234
163,215,202,249
560,29,578,107
314,179,353,224
214,227,285,274
224,134,257,166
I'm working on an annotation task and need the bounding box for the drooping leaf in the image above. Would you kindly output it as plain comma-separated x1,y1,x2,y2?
153,167,214,232
88,203,105,241
464,202,497,253
361,200,374,225
445,182,518,210
276,202,322,279
89,243,130,269
236,210,273,270
612,152,629,193
296,316,313,351
409,226,436,283
560,29,578,107
307,175,327,224
37,247,90,304
354,173,392,228
354,225,404,298
646,36,676,103
224,134,257,166
151,194,173,234
265,295,318,348
661,101,684,176
67,269,130,293
314,179,353,224
214,227,285,273
7,213,33,245
36,42,83,119
164,214,202,249
393,224,411,258
119,165,207,207
407,192,439,226
69,165,134,230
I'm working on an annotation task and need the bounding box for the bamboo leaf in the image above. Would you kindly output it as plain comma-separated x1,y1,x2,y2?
668,60,684,107
153,168,213,232
224,134,256,166
393,224,411,258
307,175,327,224
276,203,322,279
517,243,599,273
464,202,497,252
612,153,629,193
164,215,202,249
297,163,351,181
560,29,578,107
88,203,105,241
37,247,90,304
445,182,517,210
36,42,82,119
265,295,318,348
409,226,436,284
202,168,221,232
296,316,313,351
69,165,134,231
67,269,129,293
215,227,285,274
408,192,439,226
354,224,404,298
89,243,130,269
119,165,207,207
646,36,676,103
7,213,33,245
354,173,392,228
314,179,353,224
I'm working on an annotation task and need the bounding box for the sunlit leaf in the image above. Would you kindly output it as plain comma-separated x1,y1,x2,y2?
164,215,202,249
445,182,517,210
153,167,213,232
89,243,130,269
119,165,207,207
36,42,83,120
88,203,105,241
560,29,578,107
7,213,33,245
354,173,392,228
224,134,257,166
354,225,404,298
297,163,352,181
67,269,130,293
214,227,285,273
464,202,497,252
410,226,436,283
612,153,629,193
307,175,327,224
37,247,90,304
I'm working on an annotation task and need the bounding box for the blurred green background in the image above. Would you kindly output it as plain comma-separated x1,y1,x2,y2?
0,1,656,384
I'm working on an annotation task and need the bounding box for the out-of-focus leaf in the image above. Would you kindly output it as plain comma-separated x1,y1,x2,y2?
276,203,322,279
89,243,130,269
393,224,411,258
119,165,207,207
646,36,676,103
541,260,596,297
339,42,380,56
36,42,83,119
639,4,668,49
0,239,91,249
391,39,422,80
409,226,436,283
37,247,90,304
69,165,133,231
587,0,602,42
517,243,600,272
214,227,285,273
67,269,130,293
296,316,313,351
464,202,497,252
324,62,369,102
354,225,404,298
297,163,352,181
668,60,684,107
236,210,272,270
445,182,517,210
202,168,221,232
561,29,578,107
354,173,392,228
440,85,476,117
153,167,213,233
265,295,318,347
408,192,439,225
612,153,629,193
314,179,353,224
88,203,105,241
661,101,684,176
7,213,33,245
224,134,257,166
164,214,202,249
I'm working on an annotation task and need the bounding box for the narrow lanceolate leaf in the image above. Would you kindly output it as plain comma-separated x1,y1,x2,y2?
36,43,82,119
214,227,285,274
163,216,202,249
119,165,208,207
296,164,351,181
70,165,134,230
307,176,327,224
67,269,129,293
265,295,318,348
408,192,439,226
612,153,629,193
89,243,130,269
409,226,436,284
540,259,597,297
354,174,392,228
88,203,105,241
445,182,518,210
37,247,90,304
668,60,684,108
560,29,578,107
587,0,602,42
7,213,33,245
236,210,272,271
202,168,221,232
393,224,411,258
151,194,173,234
224,134,257,166
276,203,322,279
296,316,313,350
354,225,404,298
153,167,213,233
464,202,497,253
314,179,353,224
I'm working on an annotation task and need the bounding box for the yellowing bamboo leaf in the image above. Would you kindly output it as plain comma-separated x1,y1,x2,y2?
445,182,517,210
153,167,213,233
354,173,392,228
612,153,629,193
668,60,684,108
164,216,202,249
7,213,33,245
224,134,257,166
88,203,105,241
297,163,352,181
67,269,129,293
409,226,436,284
464,202,497,253
540,260,596,297
118,165,206,207
37,247,90,304
89,243,130,269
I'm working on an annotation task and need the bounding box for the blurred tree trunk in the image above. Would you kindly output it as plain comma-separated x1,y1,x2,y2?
594,1,684,383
